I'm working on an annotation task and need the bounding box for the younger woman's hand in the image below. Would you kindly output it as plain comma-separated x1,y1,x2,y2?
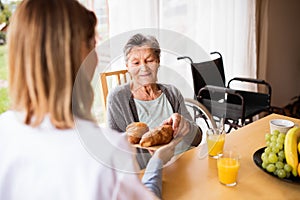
152,137,182,165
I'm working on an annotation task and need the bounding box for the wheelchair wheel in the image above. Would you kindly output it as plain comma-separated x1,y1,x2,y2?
184,98,217,132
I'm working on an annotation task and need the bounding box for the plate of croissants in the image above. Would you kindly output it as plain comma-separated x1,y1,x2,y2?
126,122,174,150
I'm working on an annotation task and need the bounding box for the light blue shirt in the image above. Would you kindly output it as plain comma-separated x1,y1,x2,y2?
142,158,163,198
134,93,196,156
134,93,173,129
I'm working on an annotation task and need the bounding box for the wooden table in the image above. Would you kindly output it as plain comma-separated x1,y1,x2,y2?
162,114,300,200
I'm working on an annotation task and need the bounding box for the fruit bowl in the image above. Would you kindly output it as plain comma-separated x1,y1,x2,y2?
253,147,300,184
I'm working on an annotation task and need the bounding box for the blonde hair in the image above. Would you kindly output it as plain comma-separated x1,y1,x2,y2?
8,0,97,129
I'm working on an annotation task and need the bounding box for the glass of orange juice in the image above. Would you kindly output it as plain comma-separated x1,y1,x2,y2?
206,128,225,158
217,151,240,186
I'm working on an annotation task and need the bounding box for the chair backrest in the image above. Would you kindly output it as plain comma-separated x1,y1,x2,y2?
191,52,226,99
100,69,130,108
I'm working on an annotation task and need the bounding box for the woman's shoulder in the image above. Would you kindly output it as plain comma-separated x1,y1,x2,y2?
158,83,181,95
0,110,23,126
0,110,15,118
76,118,130,149
108,83,131,98
75,119,137,169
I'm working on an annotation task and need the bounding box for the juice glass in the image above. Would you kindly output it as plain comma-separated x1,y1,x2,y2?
206,128,225,158
217,151,240,186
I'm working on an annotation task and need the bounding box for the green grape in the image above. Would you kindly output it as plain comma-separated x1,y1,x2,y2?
264,129,289,180
270,141,276,148
268,153,278,163
270,135,277,142
265,133,271,141
284,164,292,173
264,147,272,154
278,157,284,162
276,137,284,145
277,169,286,179
278,133,286,140
261,153,269,164
262,162,268,169
272,130,280,136
266,164,276,173
278,151,285,160
275,161,284,169
275,143,283,150
272,147,280,154
262,158,269,164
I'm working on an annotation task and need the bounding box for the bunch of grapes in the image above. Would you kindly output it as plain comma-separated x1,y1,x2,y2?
261,130,293,179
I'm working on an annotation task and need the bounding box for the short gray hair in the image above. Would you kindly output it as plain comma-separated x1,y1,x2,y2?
123,33,161,62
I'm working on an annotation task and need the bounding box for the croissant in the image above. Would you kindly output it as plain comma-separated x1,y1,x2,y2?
126,122,149,144
140,125,174,147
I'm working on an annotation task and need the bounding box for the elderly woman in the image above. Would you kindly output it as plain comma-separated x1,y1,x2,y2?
107,33,202,168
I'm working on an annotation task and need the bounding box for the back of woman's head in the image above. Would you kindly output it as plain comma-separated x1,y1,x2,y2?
8,0,97,128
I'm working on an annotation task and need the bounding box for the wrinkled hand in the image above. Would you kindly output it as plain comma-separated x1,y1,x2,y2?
163,113,190,138
152,137,182,165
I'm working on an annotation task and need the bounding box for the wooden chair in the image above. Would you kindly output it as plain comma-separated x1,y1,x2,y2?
100,69,130,109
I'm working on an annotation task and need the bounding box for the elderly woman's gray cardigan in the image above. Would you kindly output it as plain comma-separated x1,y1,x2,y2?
106,82,202,168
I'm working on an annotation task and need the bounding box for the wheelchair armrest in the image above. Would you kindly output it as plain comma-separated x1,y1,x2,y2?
197,85,246,125
227,77,272,94
228,77,266,84
198,85,244,105
199,85,240,96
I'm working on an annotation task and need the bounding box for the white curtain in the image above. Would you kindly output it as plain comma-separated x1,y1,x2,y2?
108,0,160,36
160,0,257,87
107,0,257,94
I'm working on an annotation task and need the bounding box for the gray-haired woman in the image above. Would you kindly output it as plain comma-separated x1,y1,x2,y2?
107,33,203,168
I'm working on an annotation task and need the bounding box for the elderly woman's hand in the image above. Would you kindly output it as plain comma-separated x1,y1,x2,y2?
163,113,190,138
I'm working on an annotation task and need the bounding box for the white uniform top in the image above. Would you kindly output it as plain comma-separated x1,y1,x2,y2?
0,111,159,200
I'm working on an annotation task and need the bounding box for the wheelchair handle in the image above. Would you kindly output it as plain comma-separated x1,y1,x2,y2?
177,56,193,63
